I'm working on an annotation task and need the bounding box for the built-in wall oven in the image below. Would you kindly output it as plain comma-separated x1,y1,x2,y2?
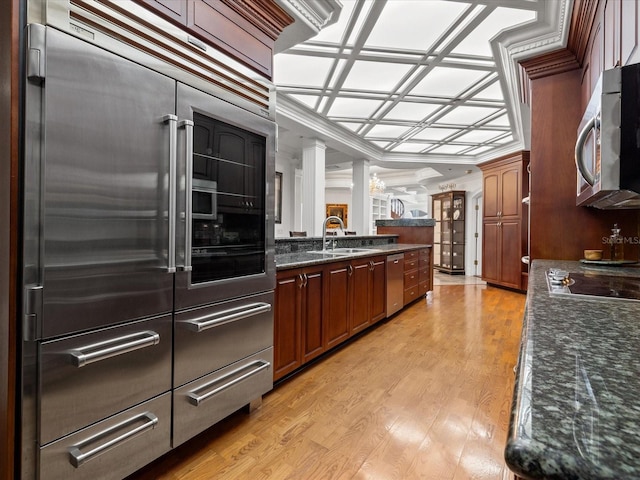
20,2,276,479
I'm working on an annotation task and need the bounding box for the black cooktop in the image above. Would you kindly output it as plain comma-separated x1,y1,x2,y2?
549,271,640,301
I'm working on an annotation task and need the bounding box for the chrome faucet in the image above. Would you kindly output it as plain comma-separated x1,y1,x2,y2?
322,215,345,251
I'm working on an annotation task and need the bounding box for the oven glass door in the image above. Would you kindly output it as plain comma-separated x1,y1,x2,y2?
190,112,266,284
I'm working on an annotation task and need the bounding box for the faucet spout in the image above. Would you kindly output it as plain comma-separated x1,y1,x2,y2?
322,215,345,251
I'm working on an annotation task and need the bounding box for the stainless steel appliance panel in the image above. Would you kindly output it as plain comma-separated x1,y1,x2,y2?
38,27,175,338
173,348,272,446
174,82,276,310
39,314,172,445
174,291,273,387
39,392,171,480
386,253,404,317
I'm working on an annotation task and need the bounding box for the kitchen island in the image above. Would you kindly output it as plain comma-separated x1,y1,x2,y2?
505,259,640,479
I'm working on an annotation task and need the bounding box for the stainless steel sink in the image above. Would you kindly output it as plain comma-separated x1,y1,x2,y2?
332,247,382,254
305,250,351,256
306,248,381,255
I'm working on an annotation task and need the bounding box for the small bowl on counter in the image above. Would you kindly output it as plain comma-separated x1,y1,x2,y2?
583,249,603,261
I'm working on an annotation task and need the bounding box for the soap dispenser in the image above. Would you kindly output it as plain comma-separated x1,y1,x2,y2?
610,224,623,260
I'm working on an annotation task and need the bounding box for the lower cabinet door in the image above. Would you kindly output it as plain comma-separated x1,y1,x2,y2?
39,393,171,480
173,348,273,447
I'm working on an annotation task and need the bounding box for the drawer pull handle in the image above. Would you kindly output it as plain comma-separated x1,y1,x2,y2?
184,302,271,333
68,331,160,368
68,412,158,468
187,360,270,406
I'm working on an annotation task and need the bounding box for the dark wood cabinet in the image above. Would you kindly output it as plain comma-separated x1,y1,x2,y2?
324,255,387,346
370,256,387,323
403,248,431,305
274,265,325,381
192,115,264,213
418,248,431,297
135,0,187,22
274,254,387,381
274,270,301,380
324,260,352,350
375,224,434,292
479,152,529,291
133,0,293,79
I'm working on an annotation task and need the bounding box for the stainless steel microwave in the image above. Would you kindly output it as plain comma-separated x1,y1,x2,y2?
575,63,640,209
192,179,217,219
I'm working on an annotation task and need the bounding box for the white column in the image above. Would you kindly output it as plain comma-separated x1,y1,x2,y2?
351,159,370,235
301,138,326,236
294,167,303,231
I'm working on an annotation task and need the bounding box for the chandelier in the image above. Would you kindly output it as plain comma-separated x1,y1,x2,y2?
369,173,385,194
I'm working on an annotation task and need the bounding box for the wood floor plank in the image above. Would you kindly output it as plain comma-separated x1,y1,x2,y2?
128,284,525,480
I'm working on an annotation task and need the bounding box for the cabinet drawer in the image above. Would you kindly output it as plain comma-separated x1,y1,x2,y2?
174,291,274,387
40,392,171,480
405,250,420,261
173,347,273,446
419,266,430,281
404,269,419,288
40,315,172,444
404,287,419,305
404,258,419,270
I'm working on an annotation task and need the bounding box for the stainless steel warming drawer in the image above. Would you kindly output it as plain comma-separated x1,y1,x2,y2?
173,291,274,387
39,392,171,480
173,347,273,446
39,314,172,445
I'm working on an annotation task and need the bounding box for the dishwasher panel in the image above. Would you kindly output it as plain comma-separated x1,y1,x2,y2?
386,253,405,317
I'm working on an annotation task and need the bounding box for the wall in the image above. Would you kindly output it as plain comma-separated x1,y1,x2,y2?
274,157,297,237
325,187,352,230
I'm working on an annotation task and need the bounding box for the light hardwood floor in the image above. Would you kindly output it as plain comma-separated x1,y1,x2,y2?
128,284,526,480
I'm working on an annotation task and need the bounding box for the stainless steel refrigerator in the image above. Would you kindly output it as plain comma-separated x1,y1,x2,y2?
21,22,275,480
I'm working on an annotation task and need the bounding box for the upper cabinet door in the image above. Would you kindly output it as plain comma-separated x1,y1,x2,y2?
134,0,188,23
483,171,500,218
500,166,522,218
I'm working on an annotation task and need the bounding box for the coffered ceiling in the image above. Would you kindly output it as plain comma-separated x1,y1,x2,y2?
274,0,571,192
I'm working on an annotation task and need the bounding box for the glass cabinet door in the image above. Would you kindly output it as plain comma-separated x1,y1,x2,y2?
190,112,266,284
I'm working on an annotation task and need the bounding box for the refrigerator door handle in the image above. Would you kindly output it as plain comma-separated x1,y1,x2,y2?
183,302,272,333
68,412,159,468
67,330,161,367
178,119,194,272
187,360,270,406
164,114,178,273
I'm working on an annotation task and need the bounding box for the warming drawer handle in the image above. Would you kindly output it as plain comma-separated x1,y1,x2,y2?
184,302,272,333
164,114,178,273
68,412,158,468
187,360,270,406
575,113,599,187
179,119,194,272
68,331,160,368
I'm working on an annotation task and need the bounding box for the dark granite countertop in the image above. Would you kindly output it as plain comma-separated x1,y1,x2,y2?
505,259,640,480
275,243,430,270
375,218,435,227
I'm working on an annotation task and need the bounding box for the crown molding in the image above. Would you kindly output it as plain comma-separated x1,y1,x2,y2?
274,0,342,53
223,0,294,41
276,93,383,161
566,0,600,65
